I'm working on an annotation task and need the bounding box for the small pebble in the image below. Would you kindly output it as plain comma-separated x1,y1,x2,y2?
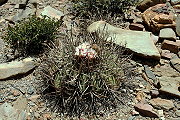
158,110,164,117
121,89,127,93
27,87,35,95
28,101,36,106
128,116,136,120
150,89,159,98
0,96,5,103
7,95,17,101
34,112,40,119
175,110,180,117
11,89,21,96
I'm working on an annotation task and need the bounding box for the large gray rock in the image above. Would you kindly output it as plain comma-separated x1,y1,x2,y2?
13,96,28,112
159,28,177,41
40,5,64,20
0,58,36,80
0,0,8,6
159,76,180,98
12,7,36,22
0,102,26,120
0,102,18,120
87,21,160,60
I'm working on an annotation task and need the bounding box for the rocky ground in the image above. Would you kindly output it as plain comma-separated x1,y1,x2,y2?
0,0,180,120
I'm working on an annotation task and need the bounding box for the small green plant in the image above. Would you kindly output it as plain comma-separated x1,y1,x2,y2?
39,29,134,116
71,0,139,18
3,15,62,56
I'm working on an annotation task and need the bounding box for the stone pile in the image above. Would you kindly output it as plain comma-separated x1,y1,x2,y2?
132,0,180,119
86,0,180,119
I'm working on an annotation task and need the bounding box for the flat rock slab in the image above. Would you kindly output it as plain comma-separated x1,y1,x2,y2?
154,63,180,77
87,21,160,60
149,98,175,110
159,76,180,98
161,50,174,59
170,58,180,72
161,40,180,53
40,5,64,19
0,58,36,80
129,23,144,31
134,103,158,118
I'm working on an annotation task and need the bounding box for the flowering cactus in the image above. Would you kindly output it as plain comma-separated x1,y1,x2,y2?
75,42,97,59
